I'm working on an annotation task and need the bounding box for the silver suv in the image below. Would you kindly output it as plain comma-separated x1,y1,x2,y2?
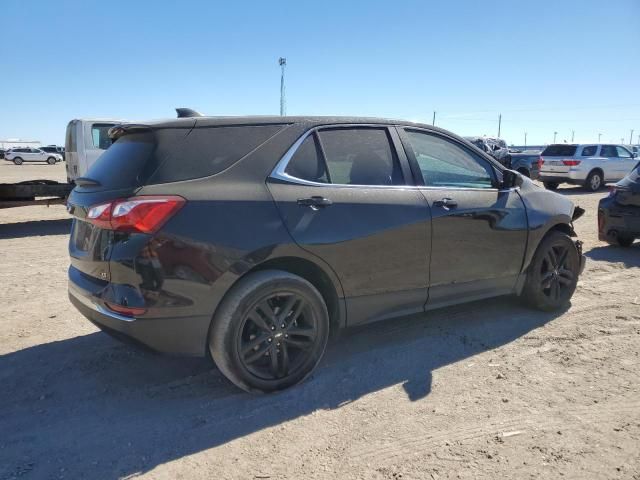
539,144,637,192
4,147,63,165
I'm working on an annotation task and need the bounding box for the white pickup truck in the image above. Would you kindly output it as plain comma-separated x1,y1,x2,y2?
539,143,638,192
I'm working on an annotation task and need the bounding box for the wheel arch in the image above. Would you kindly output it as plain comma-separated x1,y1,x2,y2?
248,256,345,332
587,167,604,181
522,217,576,274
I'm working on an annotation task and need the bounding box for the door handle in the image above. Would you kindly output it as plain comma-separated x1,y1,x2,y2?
433,198,458,208
297,196,333,208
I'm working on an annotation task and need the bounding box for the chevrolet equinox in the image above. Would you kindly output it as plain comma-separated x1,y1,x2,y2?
68,116,586,393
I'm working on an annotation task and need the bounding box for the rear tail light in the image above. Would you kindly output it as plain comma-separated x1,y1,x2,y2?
562,160,581,166
86,196,185,234
597,209,605,233
104,302,147,317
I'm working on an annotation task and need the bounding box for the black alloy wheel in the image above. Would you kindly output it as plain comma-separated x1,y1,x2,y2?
522,231,580,311
210,270,329,393
539,242,575,303
238,292,318,380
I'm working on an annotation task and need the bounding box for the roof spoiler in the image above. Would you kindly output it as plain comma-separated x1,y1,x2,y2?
108,124,152,141
176,108,203,118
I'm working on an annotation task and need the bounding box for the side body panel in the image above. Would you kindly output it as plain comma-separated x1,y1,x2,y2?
268,180,431,325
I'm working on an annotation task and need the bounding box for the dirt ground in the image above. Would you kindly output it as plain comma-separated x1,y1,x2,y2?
1,162,639,480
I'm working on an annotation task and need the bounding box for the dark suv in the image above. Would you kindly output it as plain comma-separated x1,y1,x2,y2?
68,116,586,393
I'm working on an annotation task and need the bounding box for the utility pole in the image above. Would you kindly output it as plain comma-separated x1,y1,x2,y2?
524,132,527,148
497,114,502,138
432,111,436,126
279,57,287,116
620,137,625,144
571,130,575,142
598,133,602,143
630,129,634,145
553,131,558,143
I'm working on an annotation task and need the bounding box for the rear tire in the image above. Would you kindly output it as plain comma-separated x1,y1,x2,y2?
616,235,635,248
585,170,603,192
47,157,56,165
13,157,23,165
543,182,559,190
209,270,330,394
522,230,580,311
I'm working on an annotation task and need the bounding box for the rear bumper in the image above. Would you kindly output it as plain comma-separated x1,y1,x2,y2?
598,198,640,242
538,173,585,185
68,279,211,357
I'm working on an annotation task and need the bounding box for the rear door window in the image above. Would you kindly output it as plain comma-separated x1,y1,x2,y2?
600,145,618,157
581,145,597,156
317,128,404,185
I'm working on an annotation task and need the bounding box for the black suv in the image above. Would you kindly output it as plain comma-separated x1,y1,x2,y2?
68,116,585,393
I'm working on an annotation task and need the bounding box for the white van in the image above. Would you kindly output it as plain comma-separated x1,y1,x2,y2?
65,119,123,182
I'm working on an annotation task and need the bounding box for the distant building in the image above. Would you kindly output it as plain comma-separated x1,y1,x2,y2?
0,139,41,149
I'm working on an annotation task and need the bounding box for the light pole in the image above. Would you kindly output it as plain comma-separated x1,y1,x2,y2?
571,130,575,143
524,132,527,148
497,114,502,138
598,133,602,143
432,111,436,126
279,57,287,116
630,129,634,145
553,131,558,143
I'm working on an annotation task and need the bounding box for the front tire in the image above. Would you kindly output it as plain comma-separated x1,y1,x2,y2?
13,157,23,165
522,230,580,311
543,182,559,190
209,270,330,393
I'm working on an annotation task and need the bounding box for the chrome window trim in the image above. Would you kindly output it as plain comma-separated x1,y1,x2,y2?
269,124,514,193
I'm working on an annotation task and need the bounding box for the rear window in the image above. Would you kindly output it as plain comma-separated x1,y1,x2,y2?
147,125,285,184
82,124,285,189
542,145,577,157
83,133,156,189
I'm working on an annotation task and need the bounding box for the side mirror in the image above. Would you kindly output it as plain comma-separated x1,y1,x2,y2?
501,169,523,189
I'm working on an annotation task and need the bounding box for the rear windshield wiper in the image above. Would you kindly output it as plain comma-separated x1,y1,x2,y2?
75,177,101,187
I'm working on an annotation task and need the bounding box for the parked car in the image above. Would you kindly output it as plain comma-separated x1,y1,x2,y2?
68,116,586,393
598,162,640,247
509,151,542,180
40,145,65,161
4,147,62,165
539,144,637,192
464,136,511,166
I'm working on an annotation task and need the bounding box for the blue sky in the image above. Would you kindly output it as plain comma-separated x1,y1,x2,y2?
2,0,639,146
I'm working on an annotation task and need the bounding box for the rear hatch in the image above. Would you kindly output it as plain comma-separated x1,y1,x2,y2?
68,129,162,285
540,144,578,173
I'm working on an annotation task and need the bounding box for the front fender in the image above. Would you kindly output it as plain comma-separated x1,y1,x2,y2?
518,181,578,272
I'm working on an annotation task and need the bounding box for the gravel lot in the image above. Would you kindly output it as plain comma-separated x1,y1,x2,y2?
1,162,639,480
